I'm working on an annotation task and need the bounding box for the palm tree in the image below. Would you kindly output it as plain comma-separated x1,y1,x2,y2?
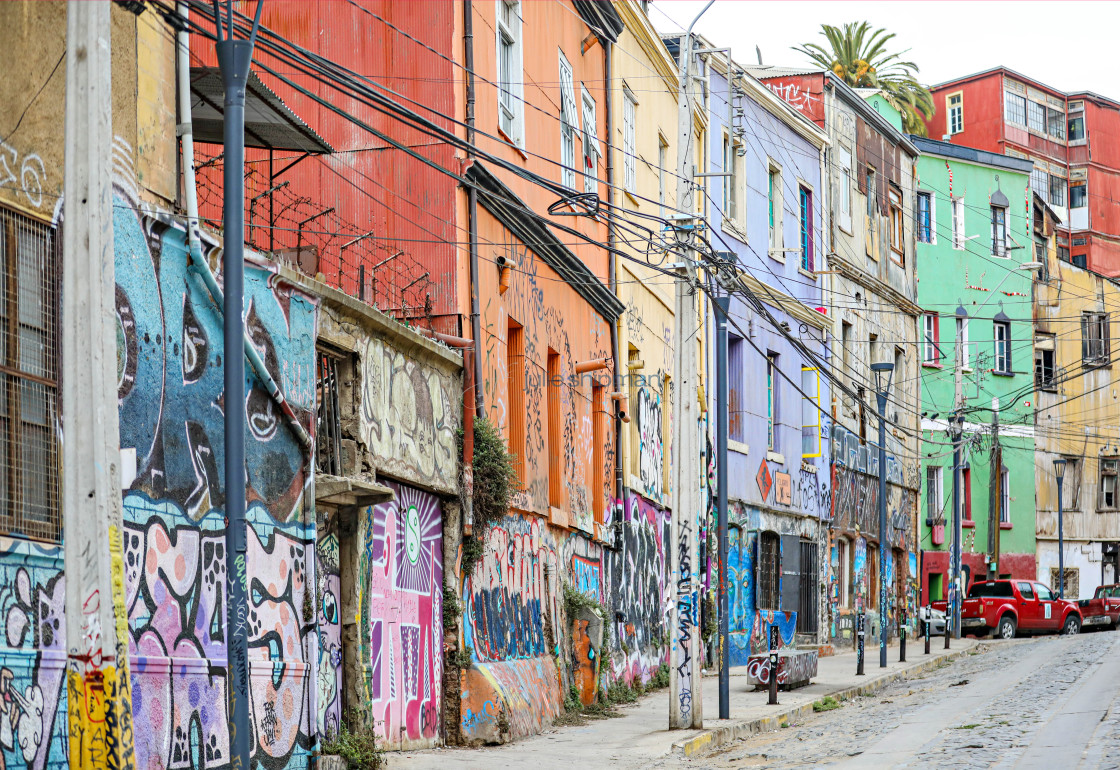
795,22,934,136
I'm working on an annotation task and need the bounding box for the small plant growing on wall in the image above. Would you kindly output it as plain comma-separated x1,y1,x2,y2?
320,711,385,770
459,416,518,577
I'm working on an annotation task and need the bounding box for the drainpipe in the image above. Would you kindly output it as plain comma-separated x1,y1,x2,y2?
176,2,312,456
465,0,485,421
604,36,625,531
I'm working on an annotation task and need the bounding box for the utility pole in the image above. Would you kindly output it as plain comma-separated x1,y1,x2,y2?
668,0,711,731
950,318,964,639
871,362,893,669
62,3,136,767
715,297,730,719
215,3,264,765
988,398,1002,579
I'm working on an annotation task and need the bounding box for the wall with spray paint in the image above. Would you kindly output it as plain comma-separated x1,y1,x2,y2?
115,199,320,769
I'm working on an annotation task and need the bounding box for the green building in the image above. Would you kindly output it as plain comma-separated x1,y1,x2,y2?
911,137,1037,603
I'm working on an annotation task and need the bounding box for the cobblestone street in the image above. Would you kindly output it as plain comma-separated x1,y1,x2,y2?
668,630,1120,770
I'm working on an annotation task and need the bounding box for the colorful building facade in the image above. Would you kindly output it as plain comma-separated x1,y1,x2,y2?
751,67,923,648
926,67,1120,276
698,50,832,661
913,138,1037,601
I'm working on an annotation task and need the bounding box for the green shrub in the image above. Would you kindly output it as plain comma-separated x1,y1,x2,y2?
321,714,384,770
812,696,841,712
460,416,518,577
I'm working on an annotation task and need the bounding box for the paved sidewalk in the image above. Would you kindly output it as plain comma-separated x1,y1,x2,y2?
389,637,979,769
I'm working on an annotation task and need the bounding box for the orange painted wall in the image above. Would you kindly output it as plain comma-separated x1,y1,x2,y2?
475,206,615,535
466,0,611,284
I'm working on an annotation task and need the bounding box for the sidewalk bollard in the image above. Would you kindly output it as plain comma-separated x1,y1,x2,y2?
944,607,951,649
900,609,906,663
856,611,865,676
924,606,931,655
768,625,779,705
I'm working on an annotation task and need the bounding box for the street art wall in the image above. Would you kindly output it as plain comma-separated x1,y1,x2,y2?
356,483,444,748
114,194,321,769
603,494,670,687
726,520,798,667
360,338,459,494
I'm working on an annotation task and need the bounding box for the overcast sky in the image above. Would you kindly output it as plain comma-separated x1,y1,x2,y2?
650,2,1120,97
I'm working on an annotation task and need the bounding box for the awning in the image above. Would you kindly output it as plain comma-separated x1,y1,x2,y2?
190,67,332,154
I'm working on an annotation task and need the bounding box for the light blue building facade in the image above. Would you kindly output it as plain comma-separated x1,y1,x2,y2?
701,49,832,662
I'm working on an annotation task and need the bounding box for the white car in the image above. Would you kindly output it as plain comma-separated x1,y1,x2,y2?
919,605,947,636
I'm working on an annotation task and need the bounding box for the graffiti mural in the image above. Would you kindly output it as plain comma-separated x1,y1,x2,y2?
358,335,460,495
113,195,321,769
0,539,66,770
635,388,664,502
358,483,443,746
604,495,669,687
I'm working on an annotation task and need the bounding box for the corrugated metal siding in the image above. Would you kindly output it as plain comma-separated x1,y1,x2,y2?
192,1,459,333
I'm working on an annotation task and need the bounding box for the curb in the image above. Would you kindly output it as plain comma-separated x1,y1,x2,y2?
672,643,976,757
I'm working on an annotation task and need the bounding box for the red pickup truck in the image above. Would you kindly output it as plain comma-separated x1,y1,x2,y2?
1077,584,1120,630
933,579,1082,639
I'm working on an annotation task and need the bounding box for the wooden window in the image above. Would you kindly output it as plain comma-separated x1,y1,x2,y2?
768,163,782,252
889,187,904,262
963,467,972,522
1061,458,1081,511
952,197,965,249
766,353,778,450
729,336,744,442
926,466,944,522
801,367,820,458
581,86,599,194
1082,312,1110,364
506,318,526,485
1000,467,1011,524
558,50,578,189
1100,458,1118,510
837,538,850,607
0,208,60,541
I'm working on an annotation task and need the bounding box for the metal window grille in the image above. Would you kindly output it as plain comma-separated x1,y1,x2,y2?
0,208,60,541
797,540,818,633
315,348,344,476
758,532,780,610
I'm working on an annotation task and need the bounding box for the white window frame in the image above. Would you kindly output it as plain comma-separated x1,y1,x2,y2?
926,465,944,521
991,204,1008,257
496,0,524,146
948,92,963,134
623,87,637,194
952,196,966,250
923,313,939,364
657,135,668,219
957,316,971,371
838,147,853,233
768,160,783,257
581,85,600,195
995,320,1012,373
917,190,934,244
766,353,778,450
558,49,578,190
1000,467,1011,524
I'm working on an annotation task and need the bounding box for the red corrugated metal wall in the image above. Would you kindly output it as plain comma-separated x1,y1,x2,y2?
192,1,460,334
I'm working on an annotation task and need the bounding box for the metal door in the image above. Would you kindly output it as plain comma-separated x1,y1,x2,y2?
780,534,801,617
798,540,819,633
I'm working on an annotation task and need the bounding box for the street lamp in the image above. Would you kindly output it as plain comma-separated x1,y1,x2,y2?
1054,458,1066,598
871,361,894,669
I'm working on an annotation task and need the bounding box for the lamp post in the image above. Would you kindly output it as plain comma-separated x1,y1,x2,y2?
1054,458,1066,598
871,361,894,669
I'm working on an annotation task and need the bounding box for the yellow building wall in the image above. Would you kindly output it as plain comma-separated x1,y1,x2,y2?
611,0,684,507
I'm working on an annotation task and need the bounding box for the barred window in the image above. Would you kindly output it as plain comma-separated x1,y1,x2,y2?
758,531,780,610
0,207,60,541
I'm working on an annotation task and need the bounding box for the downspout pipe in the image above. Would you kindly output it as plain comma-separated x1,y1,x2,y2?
604,36,625,529
177,2,312,456
465,0,485,420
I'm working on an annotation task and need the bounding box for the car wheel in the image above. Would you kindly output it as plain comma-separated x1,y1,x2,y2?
1062,615,1082,635
997,615,1016,640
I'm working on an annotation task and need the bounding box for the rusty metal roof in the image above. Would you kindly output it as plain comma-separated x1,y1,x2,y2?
190,67,332,153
